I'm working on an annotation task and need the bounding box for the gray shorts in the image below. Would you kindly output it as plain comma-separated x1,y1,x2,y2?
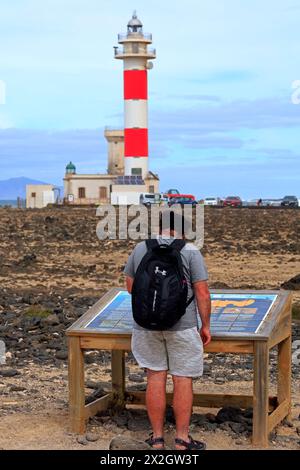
131,327,203,377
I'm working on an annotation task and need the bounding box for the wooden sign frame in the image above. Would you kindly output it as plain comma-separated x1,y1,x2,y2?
66,288,292,448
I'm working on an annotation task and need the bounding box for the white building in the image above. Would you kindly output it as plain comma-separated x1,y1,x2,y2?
63,161,159,205
26,184,55,209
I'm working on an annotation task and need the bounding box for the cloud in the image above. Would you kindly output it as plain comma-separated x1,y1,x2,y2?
249,147,300,162
187,69,256,84
0,111,13,129
284,3,300,12
1,93,299,197
179,135,244,150
147,97,300,158
167,94,222,103
0,128,108,182
158,158,300,199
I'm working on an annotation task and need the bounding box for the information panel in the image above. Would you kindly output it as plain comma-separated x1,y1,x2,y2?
85,291,277,334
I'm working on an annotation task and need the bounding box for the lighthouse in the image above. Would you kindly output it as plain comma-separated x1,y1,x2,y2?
62,12,159,207
115,11,156,179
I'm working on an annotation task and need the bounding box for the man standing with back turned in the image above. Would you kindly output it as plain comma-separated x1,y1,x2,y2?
124,213,211,450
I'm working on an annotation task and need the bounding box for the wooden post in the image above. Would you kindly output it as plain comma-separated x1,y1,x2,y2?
111,350,125,408
278,335,292,420
253,341,269,447
68,336,85,434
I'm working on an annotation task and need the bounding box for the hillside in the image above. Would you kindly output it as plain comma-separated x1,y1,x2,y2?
0,177,50,199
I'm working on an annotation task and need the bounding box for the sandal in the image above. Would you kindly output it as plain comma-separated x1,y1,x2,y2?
145,432,165,449
175,434,206,450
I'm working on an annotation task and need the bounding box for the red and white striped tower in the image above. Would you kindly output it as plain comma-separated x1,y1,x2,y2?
115,11,156,179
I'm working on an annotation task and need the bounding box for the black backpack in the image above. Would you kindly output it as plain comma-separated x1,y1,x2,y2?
131,239,194,330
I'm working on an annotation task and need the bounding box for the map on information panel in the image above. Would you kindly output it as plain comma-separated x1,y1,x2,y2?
85,290,278,335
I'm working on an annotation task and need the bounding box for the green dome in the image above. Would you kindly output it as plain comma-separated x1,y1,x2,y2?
66,161,76,174
66,161,76,170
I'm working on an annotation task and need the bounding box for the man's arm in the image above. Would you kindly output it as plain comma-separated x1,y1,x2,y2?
126,275,134,294
124,246,136,293
193,280,211,346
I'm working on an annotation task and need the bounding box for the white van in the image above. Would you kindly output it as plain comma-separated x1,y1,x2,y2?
140,193,162,206
204,197,220,206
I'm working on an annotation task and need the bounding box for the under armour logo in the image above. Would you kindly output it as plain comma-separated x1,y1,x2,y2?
155,266,167,276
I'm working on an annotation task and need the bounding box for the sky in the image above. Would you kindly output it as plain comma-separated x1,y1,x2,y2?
0,0,300,198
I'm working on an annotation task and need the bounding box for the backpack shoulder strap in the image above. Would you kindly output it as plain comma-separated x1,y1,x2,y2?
170,239,186,252
146,238,159,251
168,239,185,278
133,239,158,281
171,239,195,307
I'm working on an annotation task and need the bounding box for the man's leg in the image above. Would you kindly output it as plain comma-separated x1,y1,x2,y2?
146,369,167,447
131,329,168,447
165,328,204,449
172,375,193,448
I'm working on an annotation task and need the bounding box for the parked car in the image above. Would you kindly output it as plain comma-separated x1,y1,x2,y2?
281,195,299,207
262,199,282,207
246,199,259,207
223,196,243,208
139,193,162,206
159,194,169,205
163,189,195,201
204,197,221,206
168,197,198,207
165,188,180,196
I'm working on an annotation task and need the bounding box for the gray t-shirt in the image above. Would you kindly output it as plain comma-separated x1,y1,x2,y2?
123,236,208,331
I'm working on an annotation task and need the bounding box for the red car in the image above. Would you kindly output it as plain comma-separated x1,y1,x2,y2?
163,189,195,201
223,196,242,207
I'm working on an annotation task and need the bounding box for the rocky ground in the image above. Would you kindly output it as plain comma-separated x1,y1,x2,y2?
0,206,300,450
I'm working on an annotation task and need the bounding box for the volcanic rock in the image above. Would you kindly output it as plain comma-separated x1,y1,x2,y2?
216,406,243,424
128,373,144,383
127,416,150,432
281,274,300,291
77,436,88,446
109,435,151,450
41,314,60,326
55,350,68,360
228,421,247,434
86,433,99,442
0,368,20,377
